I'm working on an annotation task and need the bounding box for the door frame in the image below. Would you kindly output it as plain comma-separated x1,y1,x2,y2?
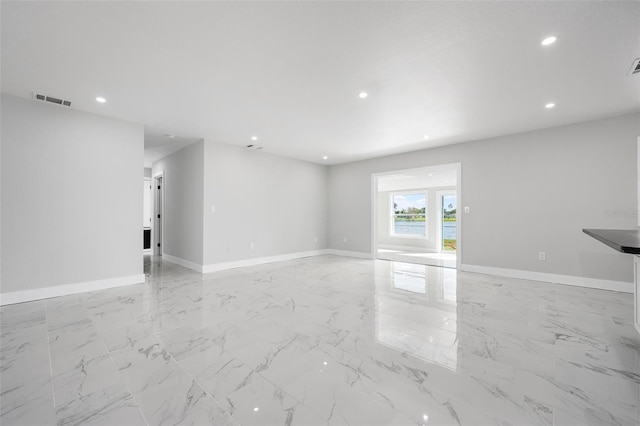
152,170,165,256
143,177,152,252
371,162,462,269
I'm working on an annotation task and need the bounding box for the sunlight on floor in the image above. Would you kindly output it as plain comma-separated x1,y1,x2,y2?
377,248,457,268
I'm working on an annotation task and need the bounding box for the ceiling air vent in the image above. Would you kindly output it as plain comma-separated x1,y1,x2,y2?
245,144,263,150
33,92,72,107
628,58,640,76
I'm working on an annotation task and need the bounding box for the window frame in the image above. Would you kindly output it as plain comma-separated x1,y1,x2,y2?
389,190,428,239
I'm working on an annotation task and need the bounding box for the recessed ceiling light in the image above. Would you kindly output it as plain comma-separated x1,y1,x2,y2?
359,92,368,99
541,36,558,46
251,136,258,141
545,102,556,109
323,156,328,160
423,134,430,140
95,97,106,103
428,173,433,177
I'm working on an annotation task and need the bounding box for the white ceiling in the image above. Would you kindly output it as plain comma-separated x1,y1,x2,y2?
2,2,639,165
378,169,457,192
143,134,202,168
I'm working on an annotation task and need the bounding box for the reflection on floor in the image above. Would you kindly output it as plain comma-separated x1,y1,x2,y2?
1,255,638,425
378,248,456,268
376,261,459,371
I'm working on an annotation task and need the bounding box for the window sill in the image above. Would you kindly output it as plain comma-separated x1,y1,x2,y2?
389,234,428,240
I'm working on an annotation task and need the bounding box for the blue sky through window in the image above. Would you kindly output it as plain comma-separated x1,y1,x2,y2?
393,193,425,212
443,194,457,212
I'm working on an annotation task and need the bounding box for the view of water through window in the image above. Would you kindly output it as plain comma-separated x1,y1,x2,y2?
394,221,426,235
391,192,457,252
393,193,426,236
442,194,457,252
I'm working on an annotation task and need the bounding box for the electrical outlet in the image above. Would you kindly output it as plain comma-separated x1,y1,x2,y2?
210,205,216,213
314,237,318,243
538,252,546,261
250,242,255,250
343,237,347,244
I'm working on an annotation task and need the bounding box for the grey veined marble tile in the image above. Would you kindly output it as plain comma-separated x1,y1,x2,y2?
0,377,56,426
0,254,639,425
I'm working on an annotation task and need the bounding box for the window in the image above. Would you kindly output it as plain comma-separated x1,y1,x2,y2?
391,192,426,237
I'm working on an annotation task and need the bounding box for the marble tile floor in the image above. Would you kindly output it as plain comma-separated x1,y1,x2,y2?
1,255,639,425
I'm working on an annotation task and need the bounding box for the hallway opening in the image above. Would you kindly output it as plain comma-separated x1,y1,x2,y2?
371,164,461,269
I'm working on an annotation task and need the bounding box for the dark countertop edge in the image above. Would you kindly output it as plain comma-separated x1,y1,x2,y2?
583,229,640,255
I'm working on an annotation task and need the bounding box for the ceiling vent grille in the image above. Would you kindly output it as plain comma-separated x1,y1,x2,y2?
629,58,640,76
33,92,72,107
245,144,263,150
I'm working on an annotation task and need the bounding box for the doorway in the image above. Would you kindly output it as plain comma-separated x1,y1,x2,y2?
143,177,152,251
371,163,461,269
153,173,163,256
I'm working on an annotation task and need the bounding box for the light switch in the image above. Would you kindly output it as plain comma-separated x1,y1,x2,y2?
464,206,470,214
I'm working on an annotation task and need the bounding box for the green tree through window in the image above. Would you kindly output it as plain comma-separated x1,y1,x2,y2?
392,193,426,237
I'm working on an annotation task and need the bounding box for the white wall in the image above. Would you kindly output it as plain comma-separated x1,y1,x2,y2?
1,94,144,296
377,186,456,251
330,113,640,283
202,141,328,266
143,178,152,228
152,141,204,265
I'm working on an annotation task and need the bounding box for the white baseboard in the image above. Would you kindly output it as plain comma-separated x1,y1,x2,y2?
161,249,374,274
325,249,372,259
0,274,146,306
460,263,633,293
201,250,330,273
162,254,203,273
